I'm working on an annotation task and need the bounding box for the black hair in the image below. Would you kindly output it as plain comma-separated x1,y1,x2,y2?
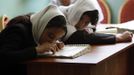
46,15,67,39
6,12,34,26
81,10,99,25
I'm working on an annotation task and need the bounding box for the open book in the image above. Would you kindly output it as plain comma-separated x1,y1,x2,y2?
96,25,118,34
38,44,91,59
116,20,134,33
96,20,134,34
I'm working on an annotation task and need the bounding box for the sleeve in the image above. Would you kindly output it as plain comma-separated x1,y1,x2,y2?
64,30,116,44
0,24,37,64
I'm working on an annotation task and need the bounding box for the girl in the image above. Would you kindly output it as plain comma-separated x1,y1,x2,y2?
60,0,133,44
0,5,67,75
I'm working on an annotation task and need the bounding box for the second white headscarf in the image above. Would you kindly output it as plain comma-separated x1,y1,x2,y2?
60,0,104,41
66,0,104,26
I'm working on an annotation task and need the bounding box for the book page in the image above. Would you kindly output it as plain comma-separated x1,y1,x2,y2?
96,24,118,34
54,45,90,56
96,20,134,34
38,44,91,58
117,20,134,30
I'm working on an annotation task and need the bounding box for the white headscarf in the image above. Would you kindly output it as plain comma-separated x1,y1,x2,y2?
30,5,65,43
60,0,104,41
66,0,104,26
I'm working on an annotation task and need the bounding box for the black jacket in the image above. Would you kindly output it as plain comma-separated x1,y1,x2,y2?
0,15,37,75
65,30,116,44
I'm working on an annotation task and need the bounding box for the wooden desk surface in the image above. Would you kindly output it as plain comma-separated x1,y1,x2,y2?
27,40,134,65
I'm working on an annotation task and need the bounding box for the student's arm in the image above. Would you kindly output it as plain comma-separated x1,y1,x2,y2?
64,30,116,44
0,24,37,64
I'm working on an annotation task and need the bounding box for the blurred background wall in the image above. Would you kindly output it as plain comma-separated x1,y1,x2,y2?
0,0,126,23
0,0,50,18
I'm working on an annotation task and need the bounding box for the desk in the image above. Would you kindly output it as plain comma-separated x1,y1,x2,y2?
26,41,134,75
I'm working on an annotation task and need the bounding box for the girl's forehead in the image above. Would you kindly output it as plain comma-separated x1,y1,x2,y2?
47,27,65,33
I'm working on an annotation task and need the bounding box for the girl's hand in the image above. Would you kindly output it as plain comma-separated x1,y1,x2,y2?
36,42,56,54
116,31,133,43
36,41,65,54
56,41,64,50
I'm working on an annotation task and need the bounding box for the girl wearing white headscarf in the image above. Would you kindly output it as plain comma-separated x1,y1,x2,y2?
50,0,76,6
60,0,104,41
59,0,133,44
65,0,103,25
0,5,67,75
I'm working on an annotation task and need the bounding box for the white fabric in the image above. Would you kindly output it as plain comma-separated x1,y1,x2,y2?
50,0,76,6
66,0,104,26
51,0,61,6
30,5,65,43
63,24,77,41
60,0,104,41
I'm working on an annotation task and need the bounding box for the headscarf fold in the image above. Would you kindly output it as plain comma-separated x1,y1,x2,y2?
30,5,65,43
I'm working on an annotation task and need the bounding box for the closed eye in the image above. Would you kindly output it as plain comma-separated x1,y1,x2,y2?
48,33,55,40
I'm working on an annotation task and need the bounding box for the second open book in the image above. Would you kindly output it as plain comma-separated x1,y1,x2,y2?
96,20,134,34
38,44,91,59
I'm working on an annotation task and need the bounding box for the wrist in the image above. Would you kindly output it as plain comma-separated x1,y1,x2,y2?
116,34,123,43
36,46,42,53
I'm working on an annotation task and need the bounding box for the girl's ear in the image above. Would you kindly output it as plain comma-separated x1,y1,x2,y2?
2,15,9,27
0,14,9,31
0,14,9,30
